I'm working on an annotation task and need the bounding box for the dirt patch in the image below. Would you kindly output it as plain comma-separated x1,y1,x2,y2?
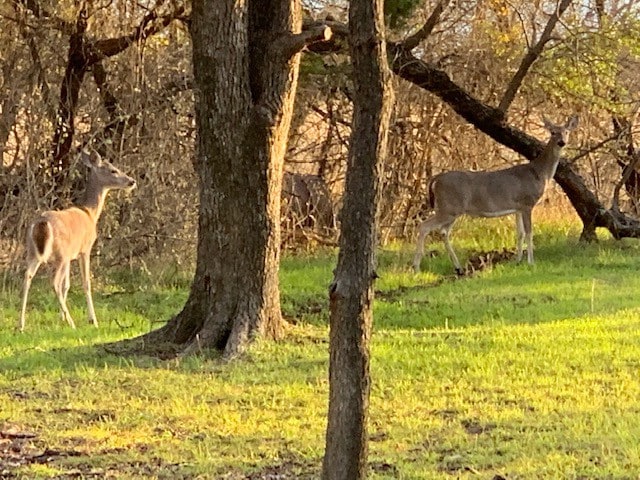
463,248,516,275
461,418,497,435
1,427,83,478
0,426,190,479
377,248,517,303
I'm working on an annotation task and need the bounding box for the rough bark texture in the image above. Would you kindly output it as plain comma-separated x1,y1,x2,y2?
138,0,305,357
322,0,393,477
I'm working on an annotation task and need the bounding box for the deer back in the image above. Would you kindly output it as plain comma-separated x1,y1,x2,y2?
431,164,546,218
31,208,98,262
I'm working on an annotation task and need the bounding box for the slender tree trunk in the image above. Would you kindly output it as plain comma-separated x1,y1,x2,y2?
18,0,184,189
322,0,393,477
138,0,313,357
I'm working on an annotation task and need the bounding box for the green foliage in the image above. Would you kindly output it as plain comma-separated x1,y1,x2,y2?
536,19,640,114
3,220,640,477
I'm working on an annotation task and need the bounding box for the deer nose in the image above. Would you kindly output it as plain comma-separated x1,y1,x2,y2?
558,139,566,147
128,179,137,189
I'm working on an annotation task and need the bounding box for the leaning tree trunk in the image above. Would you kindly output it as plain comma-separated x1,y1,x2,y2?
322,0,393,477
137,0,330,357
387,43,640,242
306,8,640,243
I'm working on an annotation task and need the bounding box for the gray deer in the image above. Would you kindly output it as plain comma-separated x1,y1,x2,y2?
413,115,578,274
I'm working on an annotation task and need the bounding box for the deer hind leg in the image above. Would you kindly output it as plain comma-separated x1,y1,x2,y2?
413,214,457,272
53,260,76,328
78,253,98,327
19,257,42,332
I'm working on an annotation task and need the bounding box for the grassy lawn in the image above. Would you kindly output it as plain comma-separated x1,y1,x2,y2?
2,218,640,478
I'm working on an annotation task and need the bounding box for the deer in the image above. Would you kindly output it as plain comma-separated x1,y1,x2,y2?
413,115,579,275
19,150,136,332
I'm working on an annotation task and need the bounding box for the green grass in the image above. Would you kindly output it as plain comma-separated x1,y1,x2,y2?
3,219,640,478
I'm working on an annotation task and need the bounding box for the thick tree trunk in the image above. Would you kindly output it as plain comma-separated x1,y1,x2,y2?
138,0,307,357
322,0,393,477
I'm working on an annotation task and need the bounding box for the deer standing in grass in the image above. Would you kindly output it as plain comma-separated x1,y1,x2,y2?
19,151,136,331
413,115,578,274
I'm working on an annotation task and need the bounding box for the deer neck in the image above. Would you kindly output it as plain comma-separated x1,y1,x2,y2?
533,139,562,181
79,174,110,222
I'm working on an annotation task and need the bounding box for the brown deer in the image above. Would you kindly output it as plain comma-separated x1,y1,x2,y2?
413,115,578,274
19,151,136,331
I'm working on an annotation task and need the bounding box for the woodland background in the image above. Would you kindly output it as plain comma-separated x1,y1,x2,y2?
0,0,639,272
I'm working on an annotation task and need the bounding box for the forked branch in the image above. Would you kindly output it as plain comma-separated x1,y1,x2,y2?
497,0,574,115
401,0,450,51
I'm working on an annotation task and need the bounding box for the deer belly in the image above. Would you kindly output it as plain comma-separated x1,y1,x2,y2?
476,209,518,218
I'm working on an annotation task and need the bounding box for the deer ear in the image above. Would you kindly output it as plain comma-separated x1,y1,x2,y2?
565,115,579,131
542,115,555,130
80,150,102,168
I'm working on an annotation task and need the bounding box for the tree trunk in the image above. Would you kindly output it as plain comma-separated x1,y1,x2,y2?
138,0,307,357
322,0,393,477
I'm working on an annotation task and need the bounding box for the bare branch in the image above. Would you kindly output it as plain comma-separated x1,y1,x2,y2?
13,0,75,34
567,134,621,164
87,6,186,63
402,0,449,51
276,25,333,61
303,19,348,53
612,153,640,212
497,0,573,115
21,25,56,121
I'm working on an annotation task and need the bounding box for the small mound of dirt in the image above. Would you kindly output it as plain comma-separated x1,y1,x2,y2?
462,248,516,275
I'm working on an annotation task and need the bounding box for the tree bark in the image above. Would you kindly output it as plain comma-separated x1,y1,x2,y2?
134,0,331,358
322,0,393,477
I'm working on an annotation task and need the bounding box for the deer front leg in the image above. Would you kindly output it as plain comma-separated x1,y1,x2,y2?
79,253,98,327
413,221,430,273
441,224,464,275
515,212,525,262
413,216,442,272
53,261,76,328
19,259,41,332
521,209,534,264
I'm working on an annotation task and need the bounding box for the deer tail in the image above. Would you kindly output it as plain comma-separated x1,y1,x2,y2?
29,220,53,262
423,175,439,212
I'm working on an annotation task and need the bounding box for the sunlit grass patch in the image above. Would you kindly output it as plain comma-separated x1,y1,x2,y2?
2,219,640,477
